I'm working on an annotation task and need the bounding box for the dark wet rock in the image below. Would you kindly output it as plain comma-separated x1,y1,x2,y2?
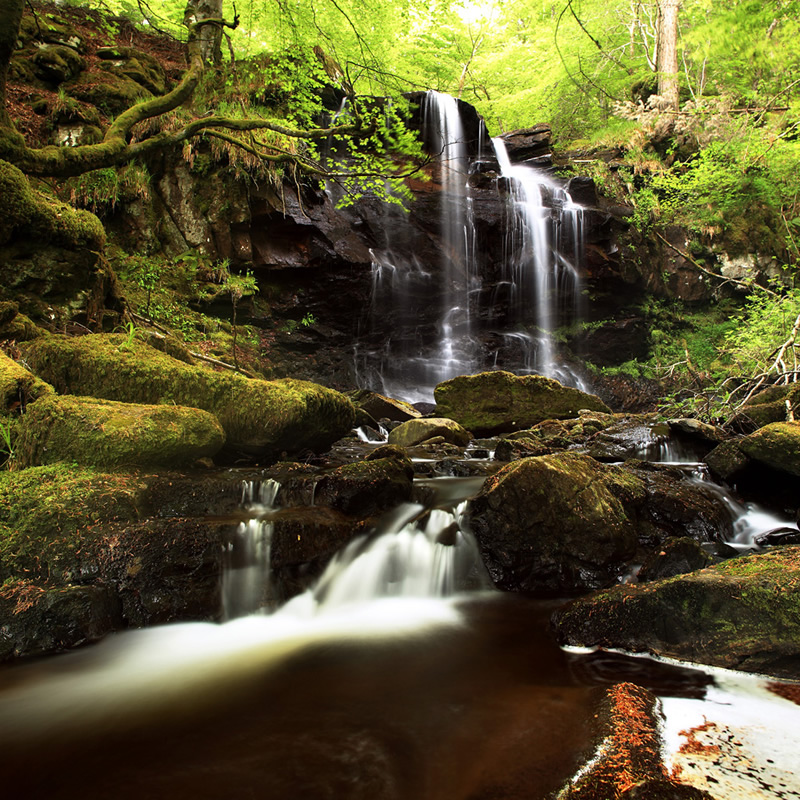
498,124,552,164
667,417,726,444
16,394,226,469
388,417,471,448
753,527,800,548
470,453,643,593
738,421,800,478
626,462,734,546
586,417,663,461
560,682,712,800
469,454,732,594
23,334,355,460
314,456,414,517
552,546,800,679
434,371,610,436
493,436,554,462
347,389,421,422
703,439,750,481
637,537,712,582
0,582,119,660
566,176,598,207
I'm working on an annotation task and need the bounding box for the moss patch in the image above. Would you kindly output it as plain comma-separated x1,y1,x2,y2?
22,334,355,458
739,421,800,478
434,371,610,435
0,351,53,414
15,394,226,469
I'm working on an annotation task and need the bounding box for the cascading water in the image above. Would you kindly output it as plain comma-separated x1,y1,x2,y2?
491,137,588,390
356,91,590,403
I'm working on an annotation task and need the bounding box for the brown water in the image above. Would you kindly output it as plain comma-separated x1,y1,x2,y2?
0,593,712,800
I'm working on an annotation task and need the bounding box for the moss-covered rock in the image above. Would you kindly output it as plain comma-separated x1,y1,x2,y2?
95,45,167,95
0,351,53,413
434,371,610,435
15,394,226,469
31,44,85,85
64,70,151,116
552,547,800,679
470,453,644,593
0,160,105,250
703,438,750,481
22,334,355,458
735,384,800,430
470,454,733,594
388,417,472,448
738,421,800,478
347,389,421,422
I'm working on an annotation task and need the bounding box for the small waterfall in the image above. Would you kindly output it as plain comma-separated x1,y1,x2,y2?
221,479,280,620
280,499,483,617
492,137,587,389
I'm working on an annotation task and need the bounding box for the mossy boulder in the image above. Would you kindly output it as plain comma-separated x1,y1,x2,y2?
64,70,151,116
735,384,800,430
0,160,105,250
738,421,800,478
22,334,355,458
469,454,733,594
388,417,472,448
470,453,644,593
15,394,226,469
95,46,167,95
552,547,800,679
31,44,85,85
434,371,610,435
348,389,421,422
0,351,53,413
703,438,750,481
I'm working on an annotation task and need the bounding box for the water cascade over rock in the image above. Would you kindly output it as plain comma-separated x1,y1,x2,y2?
356,91,590,403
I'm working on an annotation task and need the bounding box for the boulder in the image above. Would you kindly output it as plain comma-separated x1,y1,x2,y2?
388,417,471,447
0,582,118,660
22,334,355,459
469,454,733,594
734,384,800,430
636,536,712,582
16,394,226,469
469,453,643,593
347,389,421,422
434,371,610,436
738,421,800,478
552,547,800,680
703,439,750,481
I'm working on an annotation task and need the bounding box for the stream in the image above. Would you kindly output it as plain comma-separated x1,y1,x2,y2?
1,433,800,799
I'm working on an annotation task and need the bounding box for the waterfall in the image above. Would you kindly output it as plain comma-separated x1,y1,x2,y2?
355,91,591,402
491,137,588,390
221,478,280,620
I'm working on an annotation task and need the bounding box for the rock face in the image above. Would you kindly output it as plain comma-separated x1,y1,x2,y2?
469,454,733,594
552,547,800,680
16,394,226,469
434,371,611,436
22,334,355,459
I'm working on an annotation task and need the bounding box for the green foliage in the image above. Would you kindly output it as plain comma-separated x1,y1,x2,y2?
63,164,151,215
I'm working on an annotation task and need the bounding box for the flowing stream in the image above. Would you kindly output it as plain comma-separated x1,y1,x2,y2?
1,436,800,798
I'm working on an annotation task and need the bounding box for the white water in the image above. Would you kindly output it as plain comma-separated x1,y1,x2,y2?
491,137,589,390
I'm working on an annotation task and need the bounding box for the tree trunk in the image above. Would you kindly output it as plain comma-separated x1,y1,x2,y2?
0,0,26,128
657,0,682,111
183,0,225,67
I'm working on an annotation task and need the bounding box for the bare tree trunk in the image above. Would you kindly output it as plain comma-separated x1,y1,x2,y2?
657,0,682,111
0,0,26,128
183,0,224,67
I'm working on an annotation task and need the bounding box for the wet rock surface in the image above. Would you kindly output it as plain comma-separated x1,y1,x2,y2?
552,547,800,680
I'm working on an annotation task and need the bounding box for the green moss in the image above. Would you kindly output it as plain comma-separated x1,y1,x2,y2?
0,464,146,583
0,159,105,249
739,421,800,477
15,394,226,469
434,371,610,435
22,334,355,457
0,351,53,414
